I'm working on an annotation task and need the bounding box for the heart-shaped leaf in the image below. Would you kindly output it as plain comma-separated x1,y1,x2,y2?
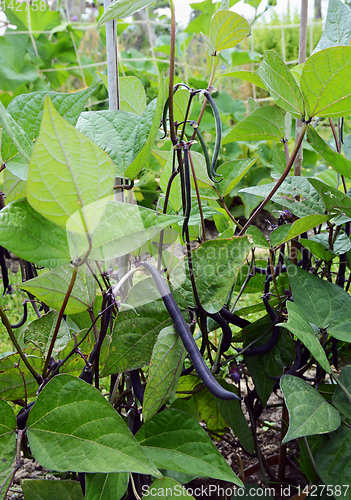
209,10,250,53
97,0,155,26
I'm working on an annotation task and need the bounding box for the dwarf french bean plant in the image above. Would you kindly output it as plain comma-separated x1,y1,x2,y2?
0,0,351,498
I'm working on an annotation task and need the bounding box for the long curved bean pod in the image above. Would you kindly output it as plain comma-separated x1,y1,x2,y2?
207,312,232,353
203,91,222,178
182,145,192,242
10,301,28,328
142,261,240,400
219,308,251,329
236,325,280,356
130,369,144,405
190,122,221,183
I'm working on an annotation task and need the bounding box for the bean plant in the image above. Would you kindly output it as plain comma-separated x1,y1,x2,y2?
0,0,351,499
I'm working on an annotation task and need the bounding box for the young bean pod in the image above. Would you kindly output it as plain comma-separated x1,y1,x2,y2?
235,325,280,357
207,312,232,353
203,91,222,179
190,121,221,184
219,308,251,329
142,261,240,401
182,144,192,242
130,369,144,405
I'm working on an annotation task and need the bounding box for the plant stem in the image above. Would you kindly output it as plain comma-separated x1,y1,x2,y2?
42,265,78,378
213,186,242,229
239,121,308,236
0,305,42,385
168,0,177,145
329,118,347,193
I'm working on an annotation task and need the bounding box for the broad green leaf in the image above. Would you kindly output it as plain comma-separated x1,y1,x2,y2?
27,375,160,476
67,200,182,262
3,0,60,38
193,386,228,435
216,157,259,197
0,349,44,401
239,177,325,218
223,106,285,144
281,375,341,443
246,225,270,249
244,319,295,405
27,96,115,230
0,200,70,268
248,97,260,113
332,365,351,424
76,111,139,173
5,156,28,181
215,381,255,454
125,73,167,180
146,477,195,499
308,177,351,216
0,100,32,163
301,232,351,262
143,326,185,422
22,480,84,500
313,0,351,54
301,46,351,118
137,409,242,485
97,0,154,26
270,224,291,249
2,84,98,169
0,398,16,473
0,34,38,92
316,426,351,498
281,301,331,374
221,70,267,90
19,264,96,315
101,280,186,376
257,50,305,117
3,169,26,203
0,466,13,497
209,10,250,52
307,126,351,179
190,236,252,313
96,74,146,115
170,397,200,421
24,311,71,356
270,214,331,248
288,262,351,341
85,473,128,500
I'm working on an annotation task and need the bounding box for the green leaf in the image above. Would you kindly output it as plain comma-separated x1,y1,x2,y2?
137,409,242,485
301,46,351,118
0,100,32,163
223,106,285,144
316,426,351,498
145,477,196,499
97,0,154,26
281,301,331,374
3,169,26,203
313,0,351,54
221,70,267,90
216,381,255,454
24,311,71,356
0,349,44,401
119,76,147,115
244,319,295,405
301,232,351,262
27,96,115,230
307,126,351,179
209,10,250,52
124,73,167,180
0,398,16,473
67,200,182,262
189,236,252,314
27,374,160,476
22,480,84,500
281,375,341,444
287,262,351,342
270,214,331,248
19,264,96,315
101,280,186,376
308,177,351,216
173,88,192,124
0,200,70,268
256,50,305,117
246,225,270,249
332,366,351,424
4,0,60,38
2,84,98,167
239,177,325,218
143,326,185,421
85,473,129,500
193,386,228,434
76,111,139,174
0,34,38,92
216,157,259,197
